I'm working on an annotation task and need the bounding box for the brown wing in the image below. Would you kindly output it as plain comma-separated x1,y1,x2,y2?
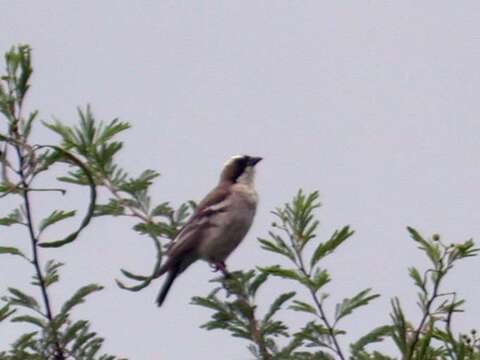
166,183,231,258
195,182,231,216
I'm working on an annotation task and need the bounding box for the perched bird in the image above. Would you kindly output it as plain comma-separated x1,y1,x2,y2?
156,155,262,307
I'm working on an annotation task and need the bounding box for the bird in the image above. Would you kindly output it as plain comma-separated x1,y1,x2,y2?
156,154,262,306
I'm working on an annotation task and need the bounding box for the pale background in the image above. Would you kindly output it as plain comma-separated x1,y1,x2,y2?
1,2,480,359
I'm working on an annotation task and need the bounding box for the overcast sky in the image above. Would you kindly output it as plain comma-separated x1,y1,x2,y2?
2,2,480,359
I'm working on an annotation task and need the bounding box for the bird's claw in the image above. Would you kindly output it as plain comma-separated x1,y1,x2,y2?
211,261,231,278
211,261,226,272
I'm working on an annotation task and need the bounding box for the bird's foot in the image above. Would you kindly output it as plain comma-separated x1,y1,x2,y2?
211,261,231,278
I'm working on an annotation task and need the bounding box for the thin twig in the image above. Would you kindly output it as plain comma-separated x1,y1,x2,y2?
407,269,443,360
103,177,151,223
284,220,346,360
300,262,345,360
13,134,65,360
27,187,66,194
222,275,272,360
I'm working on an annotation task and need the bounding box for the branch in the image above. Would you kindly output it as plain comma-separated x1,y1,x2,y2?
407,269,443,359
293,244,346,360
220,272,272,360
13,135,65,360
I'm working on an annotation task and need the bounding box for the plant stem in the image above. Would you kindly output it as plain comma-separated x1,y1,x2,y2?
291,233,346,360
407,270,443,360
103,178,151,223
14,140,65,360
248,310,271,360
222,276,272,360
308,287,345,360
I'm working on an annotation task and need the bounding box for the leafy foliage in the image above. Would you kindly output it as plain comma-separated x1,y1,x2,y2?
0,45,128,359
1,43,479,360
194,190,381,359
0,208,25,226
192,270,294,360
194,191,479,360
385,229,480,360
39,210,76,232
44,107,192,290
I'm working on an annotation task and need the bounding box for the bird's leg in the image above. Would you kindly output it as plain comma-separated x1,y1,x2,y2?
211,261,231,278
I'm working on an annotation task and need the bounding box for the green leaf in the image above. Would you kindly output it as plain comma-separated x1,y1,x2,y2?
262,319,289,337
151,202,173,217
120,269,149,281
389,298,408,354
95,118,131,144
289,300,317,315
0,304,16,322
57,173,91,185
258,235,295,261
93,199,125,217
133,221,171,238
259,265,311,287
448,239,480,261
11,331,38,351
280,190,322,250
248,272,269,297
60,284,103,315
191,296,226,312
311,268,330,292
39,210,76,232
0,246,26,258
335,288,380,322
408,266,426,293
115,278,151,292
38,259,64,287
8,287,40,310
21,110,38,138
294,321,337,349
310,226,353,268
119,169,159,194
43,119,77,149
72,326,96,353
11,315,45,328
264,291,296,322
63,320,89,345
14,45,32,102
40,232,77,248
350,325,392,354
0,208,23,226
407,227,441,266
232,298,254,320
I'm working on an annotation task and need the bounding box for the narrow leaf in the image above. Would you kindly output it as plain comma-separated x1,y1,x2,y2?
60,284,103,315
0,246,26,258
264,292,296,322
335,289,380,322
350,325,392,354
39,210,76,232
11,315,45,328
8,287,40,310
0,208,23,226
289,300,317,315
310,226,353,268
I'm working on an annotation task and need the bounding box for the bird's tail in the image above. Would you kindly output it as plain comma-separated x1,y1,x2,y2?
156,266,180,307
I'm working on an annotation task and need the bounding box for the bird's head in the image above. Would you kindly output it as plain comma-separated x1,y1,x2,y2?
220,155,262,185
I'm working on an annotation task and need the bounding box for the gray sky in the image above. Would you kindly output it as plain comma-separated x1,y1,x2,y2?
2,2,480,359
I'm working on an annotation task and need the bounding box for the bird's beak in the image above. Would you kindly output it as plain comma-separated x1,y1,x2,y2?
247,156,263,166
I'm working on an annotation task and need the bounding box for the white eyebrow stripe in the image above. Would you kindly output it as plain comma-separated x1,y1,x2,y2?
223,154,244,166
